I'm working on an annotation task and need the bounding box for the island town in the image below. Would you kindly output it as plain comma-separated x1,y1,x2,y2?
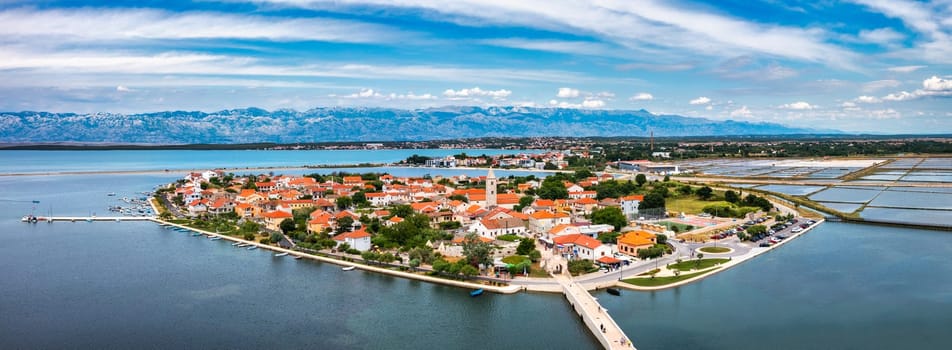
98,154,817,349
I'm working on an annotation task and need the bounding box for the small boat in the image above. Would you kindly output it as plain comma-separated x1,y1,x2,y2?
231,242,241,246
342,266,356,271
247,246,258,250
274,252,289,257
294,255,304,260
107,192,117,196
191,232,202,237
209,237,222,241
470,289,484,297
606,288,621,296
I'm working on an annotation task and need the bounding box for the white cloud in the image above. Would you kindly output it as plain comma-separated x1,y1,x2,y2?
116,85,133,92
870,108,900,119
855,95,882,103
887,65,926,73
882,91,916,101
442,87,512,99
480,38,615,57
879,76,952,101
841,101,861,111
861,79,902,92
857,27,905,45
730,105,752,118
548,98,604,109
0,8,410,44
705,105,713,111
780,101,816,110
923,76,952,92
345,88,382,98
595,91,616,98
582,99,605,108
690,96,711,105
387,92,436,100
252,0,859,68
557,87,580,98
629,92,654,101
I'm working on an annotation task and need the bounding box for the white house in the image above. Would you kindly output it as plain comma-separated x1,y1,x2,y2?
334,229,372,251
620,195,644,219
553,234,614,261
471,217,527,239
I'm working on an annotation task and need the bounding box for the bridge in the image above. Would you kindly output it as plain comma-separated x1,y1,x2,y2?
554,274,635,349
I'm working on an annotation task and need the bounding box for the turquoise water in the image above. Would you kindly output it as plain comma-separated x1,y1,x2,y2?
0,149,541,174
598,222,952,350
2,151,951,349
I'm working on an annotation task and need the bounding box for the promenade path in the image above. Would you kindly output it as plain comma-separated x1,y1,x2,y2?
554,274,635,350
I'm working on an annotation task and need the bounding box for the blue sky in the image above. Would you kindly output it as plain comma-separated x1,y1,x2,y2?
0,0,950,133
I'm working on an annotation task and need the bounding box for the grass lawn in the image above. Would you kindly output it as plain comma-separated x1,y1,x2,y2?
699,246,731,253
623,268,719,287
665,197,731,215
668,258,730,271
502,255,529,264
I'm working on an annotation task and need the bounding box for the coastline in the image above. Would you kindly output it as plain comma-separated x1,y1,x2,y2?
614,219,825,292
150,219,521,295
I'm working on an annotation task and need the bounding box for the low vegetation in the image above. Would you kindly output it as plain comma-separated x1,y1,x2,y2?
623,268,719,287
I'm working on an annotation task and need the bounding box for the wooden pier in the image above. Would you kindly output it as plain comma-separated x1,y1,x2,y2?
21,216,155,223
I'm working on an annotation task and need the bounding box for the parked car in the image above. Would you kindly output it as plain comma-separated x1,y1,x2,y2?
759,242,771,247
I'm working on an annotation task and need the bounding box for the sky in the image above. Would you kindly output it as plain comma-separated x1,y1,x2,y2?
0,0,950,134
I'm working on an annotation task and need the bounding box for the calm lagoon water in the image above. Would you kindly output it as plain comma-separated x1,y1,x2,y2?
598,222,952,350
0,149,543,174
816,201,864,213
2,151,951,350
755,184,826,196
808,187,883,203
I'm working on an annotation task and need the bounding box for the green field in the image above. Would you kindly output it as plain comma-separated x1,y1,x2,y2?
665,197,731,215
699,246,731,253
668,258,730,271
623,268,719,287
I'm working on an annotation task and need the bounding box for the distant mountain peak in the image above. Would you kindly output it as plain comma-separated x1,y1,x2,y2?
0,106,834,143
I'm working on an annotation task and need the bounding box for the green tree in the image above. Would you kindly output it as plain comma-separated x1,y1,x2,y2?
590,207,627,231
336,196,353,210
663,175,671,182
635,173,647,187
460,264,479,279
462,233,493,268
537,177,569,200
243,232,255,241
746,224,767,236
677,185,693,195
695,253,704,268
431,258,450,273
279,218,296,234
448,194,469,203
270,232,283,244
528,249,542,262
337,216,355,232
543,162,558,170
656,233,667,245
516,238,536,255
696,186,714,200
724,190,739,203
514,195,534,211
567,259,594,275
409,258,421,271
638,192,666,211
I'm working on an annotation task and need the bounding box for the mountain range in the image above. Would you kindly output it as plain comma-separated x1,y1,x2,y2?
0,106,833,144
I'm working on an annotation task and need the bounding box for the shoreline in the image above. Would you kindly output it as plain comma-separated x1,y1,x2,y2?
151,218,522,295
614,218,825,292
